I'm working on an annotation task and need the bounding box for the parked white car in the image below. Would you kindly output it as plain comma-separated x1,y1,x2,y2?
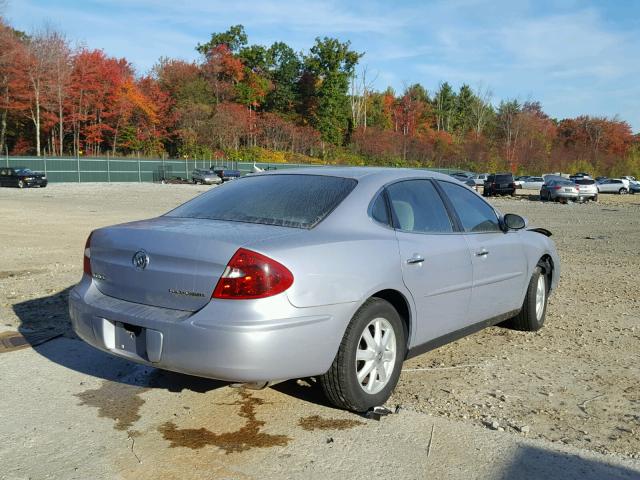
472,173,489,186
574,178,598,201
597,178,630,194
522,176,545,190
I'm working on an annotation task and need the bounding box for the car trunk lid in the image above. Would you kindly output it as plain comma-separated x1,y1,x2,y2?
90,217,298,311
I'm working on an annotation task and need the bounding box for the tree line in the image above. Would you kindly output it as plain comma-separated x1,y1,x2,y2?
0,20,638,175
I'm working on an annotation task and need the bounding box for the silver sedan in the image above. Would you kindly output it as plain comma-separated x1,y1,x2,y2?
69,168,560,412
191,168,222,185
540,179,579,202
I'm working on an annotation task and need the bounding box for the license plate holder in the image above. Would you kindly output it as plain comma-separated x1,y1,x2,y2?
115,322,148,360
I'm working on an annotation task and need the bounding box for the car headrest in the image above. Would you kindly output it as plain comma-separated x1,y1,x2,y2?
392,200,414,231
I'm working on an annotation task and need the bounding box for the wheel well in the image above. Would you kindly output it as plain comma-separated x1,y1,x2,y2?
538,255,554,290
371,289,411,343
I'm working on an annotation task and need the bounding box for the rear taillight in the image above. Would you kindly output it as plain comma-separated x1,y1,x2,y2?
83,232,93,275
212,248,294,300
554,186,562,190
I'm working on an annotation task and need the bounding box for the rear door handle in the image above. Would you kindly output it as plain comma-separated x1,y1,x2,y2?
475,249,489,257
406,254,425,264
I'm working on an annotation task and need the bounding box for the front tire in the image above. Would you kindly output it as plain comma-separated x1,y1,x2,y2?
619,188,627,195
319,298,406,412
503,266,548,331
17,180,24,189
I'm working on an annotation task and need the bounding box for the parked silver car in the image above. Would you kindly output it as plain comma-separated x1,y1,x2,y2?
521,176,545,190
191,168,222,185
597,178,629,194
540,179,579,202
69,168,560,411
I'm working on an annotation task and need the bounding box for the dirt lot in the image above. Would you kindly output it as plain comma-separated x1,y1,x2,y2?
1,183,639,479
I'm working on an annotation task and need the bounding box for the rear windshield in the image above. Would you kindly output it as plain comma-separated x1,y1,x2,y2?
166,174,357,229
495,174,513,182
575,179,595,185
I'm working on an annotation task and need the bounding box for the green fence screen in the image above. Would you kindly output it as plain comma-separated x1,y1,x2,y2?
2,155,463,183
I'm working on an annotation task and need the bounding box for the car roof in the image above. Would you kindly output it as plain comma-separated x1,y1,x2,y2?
255,166,455,182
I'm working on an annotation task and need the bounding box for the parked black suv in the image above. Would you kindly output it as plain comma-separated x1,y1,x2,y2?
483,173,516,196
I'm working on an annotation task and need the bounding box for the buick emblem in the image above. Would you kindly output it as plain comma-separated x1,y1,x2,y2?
132,250,150,270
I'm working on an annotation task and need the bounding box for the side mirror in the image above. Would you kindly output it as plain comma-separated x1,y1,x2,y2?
503,213,526,231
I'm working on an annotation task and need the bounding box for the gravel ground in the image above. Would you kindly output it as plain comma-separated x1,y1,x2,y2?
1,182,639,477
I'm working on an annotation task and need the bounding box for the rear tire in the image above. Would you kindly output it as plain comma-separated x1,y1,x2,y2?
592,194,598,202
319,298,406,412
619,188,627,195
503,266,548,331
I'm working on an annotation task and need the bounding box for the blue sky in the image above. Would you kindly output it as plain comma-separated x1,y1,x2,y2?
6,0,640,132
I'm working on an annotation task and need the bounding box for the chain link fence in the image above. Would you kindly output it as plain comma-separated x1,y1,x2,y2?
2,155,322,183
3,155,463,183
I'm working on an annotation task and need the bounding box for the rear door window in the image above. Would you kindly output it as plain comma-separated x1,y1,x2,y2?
438,181,501,233
386,180,453,233
167,174,357,229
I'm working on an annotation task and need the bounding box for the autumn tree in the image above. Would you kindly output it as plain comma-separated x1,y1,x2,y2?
0,21,27,155
20,28,61,156
433,82,456,132
303,37,362,146
496,99,522,168
197,24,248,55
470,85,493,139
263,42,302,116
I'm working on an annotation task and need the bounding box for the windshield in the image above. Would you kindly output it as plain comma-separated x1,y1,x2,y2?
15,168,33,175
166,174,357,229
575,179,595,185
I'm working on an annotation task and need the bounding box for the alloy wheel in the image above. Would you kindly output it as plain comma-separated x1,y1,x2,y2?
355,317,397,395
535,274,546,321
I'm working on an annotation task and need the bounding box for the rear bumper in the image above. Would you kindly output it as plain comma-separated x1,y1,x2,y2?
553,192,579,199
578,191,597,198
69,276,353,382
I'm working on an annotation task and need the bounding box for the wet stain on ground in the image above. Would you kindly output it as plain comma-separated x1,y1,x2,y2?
76,381,150,431
158,389,290,454
0,331,29,352
0,330,62,353
298,415,365,431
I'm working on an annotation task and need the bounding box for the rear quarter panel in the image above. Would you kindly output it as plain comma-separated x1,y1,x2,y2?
253,228,408,309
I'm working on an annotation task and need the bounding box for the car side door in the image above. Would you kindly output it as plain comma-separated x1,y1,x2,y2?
385,179,474,346
599,180,616,193
437,180,528,323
